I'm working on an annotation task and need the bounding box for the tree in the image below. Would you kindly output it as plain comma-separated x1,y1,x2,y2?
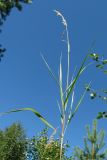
0,0,32,26
26,128,71,160
0,0,32,61
72,120,107,160
0,123,27,160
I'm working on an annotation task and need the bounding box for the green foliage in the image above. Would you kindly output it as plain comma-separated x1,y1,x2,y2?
72,120,107,160
90,53,107,74
0,0,32,25
26,128,70,160
85,54,107,119
85,83,107,102
90,53,99,61
97,112,107,119
0,122,27,160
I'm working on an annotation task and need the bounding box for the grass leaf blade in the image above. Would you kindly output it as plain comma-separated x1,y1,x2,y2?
64,55,89,107
67,90,86,124
41,54,59,86
59,55,64,109
0,107,55,130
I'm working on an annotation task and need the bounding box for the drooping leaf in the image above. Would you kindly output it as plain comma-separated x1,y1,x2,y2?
0,108,55,130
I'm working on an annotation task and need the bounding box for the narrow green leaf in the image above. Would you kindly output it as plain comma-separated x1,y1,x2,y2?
64,55,89,107
41,54,59,86
68,89,86,123
1,107,55,130
67,111,72,125
57,100,61,115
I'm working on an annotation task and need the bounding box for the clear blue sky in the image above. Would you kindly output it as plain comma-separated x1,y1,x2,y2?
0,0,107,153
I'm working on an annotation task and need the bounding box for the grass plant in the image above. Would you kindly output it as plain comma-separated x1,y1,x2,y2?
42,10,92,159
0,10,95,160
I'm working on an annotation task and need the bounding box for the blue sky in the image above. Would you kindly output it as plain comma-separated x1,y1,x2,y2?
0,0,107,153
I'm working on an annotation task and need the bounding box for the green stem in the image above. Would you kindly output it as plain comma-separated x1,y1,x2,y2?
60,114,65,160
92,143,95,160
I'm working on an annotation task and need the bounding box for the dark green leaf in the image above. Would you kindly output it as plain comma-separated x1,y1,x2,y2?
90,92,96,99
96,64,103,69
102,60,107,65
90,53,99,61
97,112,107,119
